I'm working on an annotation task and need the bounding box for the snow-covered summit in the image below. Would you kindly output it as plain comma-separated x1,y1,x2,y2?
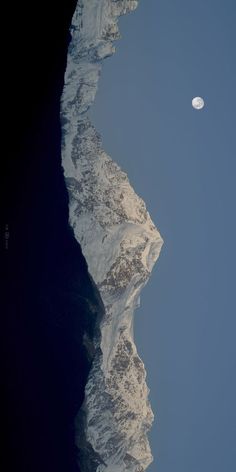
61,1,163,471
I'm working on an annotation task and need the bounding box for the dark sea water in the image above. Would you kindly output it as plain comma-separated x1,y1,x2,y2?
2,2,102,471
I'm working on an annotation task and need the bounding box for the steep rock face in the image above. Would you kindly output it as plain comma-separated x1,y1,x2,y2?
60,1,163,471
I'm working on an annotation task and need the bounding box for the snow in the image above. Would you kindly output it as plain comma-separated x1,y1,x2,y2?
60,1,163,471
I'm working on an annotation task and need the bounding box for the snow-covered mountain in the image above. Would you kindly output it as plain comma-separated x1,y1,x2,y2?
60,1,163,471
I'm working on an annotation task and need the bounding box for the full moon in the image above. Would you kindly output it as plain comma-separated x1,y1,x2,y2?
192,96,205,110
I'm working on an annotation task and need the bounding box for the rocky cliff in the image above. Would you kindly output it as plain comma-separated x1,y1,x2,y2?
60,1,163,471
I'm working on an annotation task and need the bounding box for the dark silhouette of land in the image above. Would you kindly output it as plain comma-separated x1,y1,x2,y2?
1,2,101,471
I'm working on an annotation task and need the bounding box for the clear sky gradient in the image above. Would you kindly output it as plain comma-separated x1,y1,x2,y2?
89,1,236,470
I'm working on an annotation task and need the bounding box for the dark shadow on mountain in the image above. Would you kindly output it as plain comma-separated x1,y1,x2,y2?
1,2,103,471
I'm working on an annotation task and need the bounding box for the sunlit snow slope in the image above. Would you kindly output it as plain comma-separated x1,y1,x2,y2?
60,1,163,471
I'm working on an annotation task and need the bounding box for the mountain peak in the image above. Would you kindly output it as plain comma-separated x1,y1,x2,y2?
61,1,163,471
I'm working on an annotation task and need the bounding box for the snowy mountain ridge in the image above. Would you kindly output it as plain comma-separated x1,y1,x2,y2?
60,1,163,471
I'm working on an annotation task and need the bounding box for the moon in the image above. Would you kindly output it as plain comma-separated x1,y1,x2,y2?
192,96,205,110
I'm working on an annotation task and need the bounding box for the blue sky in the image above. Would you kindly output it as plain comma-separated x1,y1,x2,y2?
90,0,236,470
